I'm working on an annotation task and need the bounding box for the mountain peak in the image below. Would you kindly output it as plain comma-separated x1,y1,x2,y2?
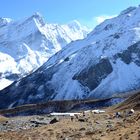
31,12,42,19
0,13,90,91
67,20,82,30
0,18,12,27
28,12,45,26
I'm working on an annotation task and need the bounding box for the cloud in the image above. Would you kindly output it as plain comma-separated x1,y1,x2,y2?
79,15,117,29
94,15,117,24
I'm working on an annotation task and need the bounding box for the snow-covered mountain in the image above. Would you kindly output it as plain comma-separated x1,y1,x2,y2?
1,6,140,109
0,13,90,90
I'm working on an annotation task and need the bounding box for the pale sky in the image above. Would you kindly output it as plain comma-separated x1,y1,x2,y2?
0,0,140,28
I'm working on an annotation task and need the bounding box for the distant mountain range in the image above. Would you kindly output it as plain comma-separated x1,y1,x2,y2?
0,6,140,110
0,13,90,90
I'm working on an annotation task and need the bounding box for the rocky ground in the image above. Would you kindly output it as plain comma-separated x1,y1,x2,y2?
0,110,139,140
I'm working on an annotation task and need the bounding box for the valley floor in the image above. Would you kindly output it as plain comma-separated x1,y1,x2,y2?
0,110,140,140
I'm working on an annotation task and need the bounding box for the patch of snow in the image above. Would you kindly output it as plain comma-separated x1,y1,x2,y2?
0,78,13,90
50,112,81,116
92,110,105,114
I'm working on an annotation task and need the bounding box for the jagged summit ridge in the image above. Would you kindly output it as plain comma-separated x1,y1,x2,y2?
27,12,46,27
0,13,90,90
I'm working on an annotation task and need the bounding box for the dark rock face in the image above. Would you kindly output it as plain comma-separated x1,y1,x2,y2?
0,64,58,109
115,41,140,66
73,58,113,91
5,73,20,81
104,24,114,31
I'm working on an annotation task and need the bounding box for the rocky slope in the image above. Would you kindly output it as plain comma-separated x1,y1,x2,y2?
0,97,125,116
0,109,139,140
1,6,140,109
0,13,89,90
112,91,140,112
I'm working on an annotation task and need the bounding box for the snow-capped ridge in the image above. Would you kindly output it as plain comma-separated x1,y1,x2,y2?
120,6,137,15
67,20,90,33
0,13,90,90
0,18,12,27
28,12,45,27
67,20,82,30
